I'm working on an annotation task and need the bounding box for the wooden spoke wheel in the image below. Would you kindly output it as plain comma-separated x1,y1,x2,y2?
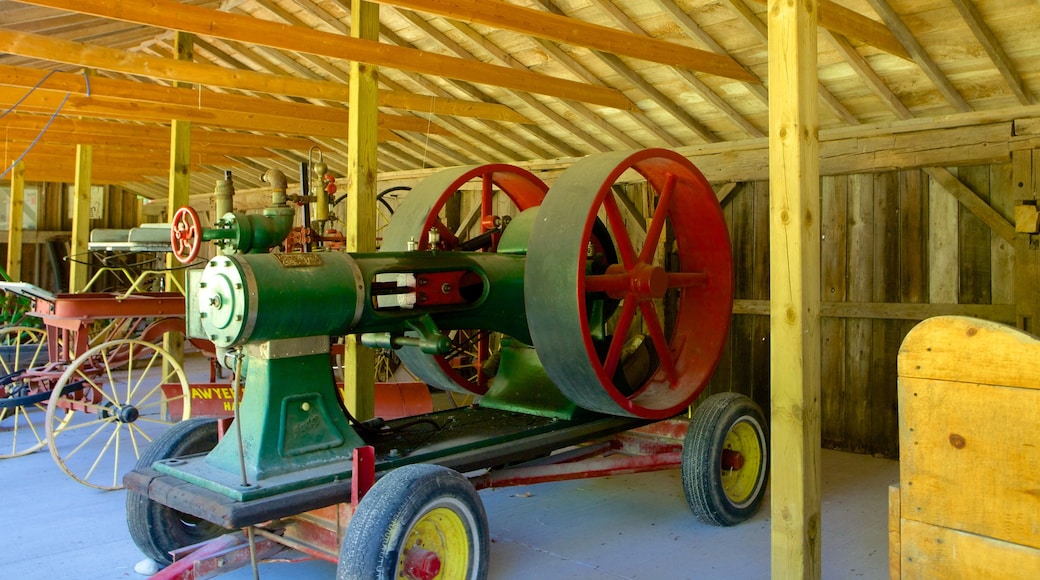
337,464,489,580
525,149,733,419
126,418,225,565
682,392,769,526
45,339,191,490
380,164,548,395
0,326,51,458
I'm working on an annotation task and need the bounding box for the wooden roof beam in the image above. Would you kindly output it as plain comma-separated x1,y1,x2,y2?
949,0,1035,106
0,86,423,140
865,0,970,112
0,111,316,150
746,0,910,60
372,0,755,82
0,37,531,123
12,0,636,111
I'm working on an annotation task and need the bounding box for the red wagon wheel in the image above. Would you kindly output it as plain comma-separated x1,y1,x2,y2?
525,149,733,419
380,164,548,395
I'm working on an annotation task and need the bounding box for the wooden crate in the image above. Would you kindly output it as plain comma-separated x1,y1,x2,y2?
891,316,1040,579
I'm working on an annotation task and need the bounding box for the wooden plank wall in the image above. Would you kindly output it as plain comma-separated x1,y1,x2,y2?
1,181,144,292
706,163,1016,458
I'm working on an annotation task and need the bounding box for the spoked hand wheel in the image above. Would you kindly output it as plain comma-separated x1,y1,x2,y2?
526,149,733,419
171,206,202,265
380,164,548,395
0,326,51,458
45,338,191,490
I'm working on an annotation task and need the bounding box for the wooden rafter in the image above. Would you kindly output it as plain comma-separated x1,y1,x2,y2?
0,35,531,123
371,0,756,82
949,0,1035,106
13,0,636,110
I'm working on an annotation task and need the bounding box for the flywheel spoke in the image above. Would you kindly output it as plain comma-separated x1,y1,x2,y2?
638,301,678,386
602,193,638,268
602,299,638,378
639,173,677,264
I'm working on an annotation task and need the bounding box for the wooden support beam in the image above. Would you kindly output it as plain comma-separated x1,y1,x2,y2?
6,161,25,282
70,143,92,292
0,111,316,151
925,167,1015,243
0,85,449,138
341,0,378,422
768,0,822,577
167,32,193,294
10,1,635,111
747,0,909,59
372,0,756,82
0,62,527,128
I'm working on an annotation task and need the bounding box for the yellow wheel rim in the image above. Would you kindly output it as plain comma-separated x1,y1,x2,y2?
720,418,764,507
398,506,470,580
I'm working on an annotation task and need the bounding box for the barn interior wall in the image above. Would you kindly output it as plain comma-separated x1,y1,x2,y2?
705,163,1018,459
0,182,145,293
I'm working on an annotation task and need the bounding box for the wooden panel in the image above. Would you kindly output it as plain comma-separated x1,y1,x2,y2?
990,162,1015,304
957,166,993,304
889,485,901,580
821,175,847,447
899,519,1040,579
845,173,874,453
896,317,1040,576
928,172,959,303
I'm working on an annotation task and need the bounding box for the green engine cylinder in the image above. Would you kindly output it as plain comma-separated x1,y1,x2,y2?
189,250,531,350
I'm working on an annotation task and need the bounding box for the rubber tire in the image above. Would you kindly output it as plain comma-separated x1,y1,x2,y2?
682,392,769,526
337,463,489,580
126,418,226,565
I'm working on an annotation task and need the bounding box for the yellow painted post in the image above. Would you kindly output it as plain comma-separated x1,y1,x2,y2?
7,160,25,281
165,32,193,381
69,143,92,292
768,0,822,577
342,0,379,421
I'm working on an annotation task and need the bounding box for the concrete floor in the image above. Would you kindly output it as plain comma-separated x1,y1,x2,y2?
2,352,899,579
3,428,897,579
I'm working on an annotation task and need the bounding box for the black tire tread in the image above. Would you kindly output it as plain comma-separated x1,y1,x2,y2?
682,392,769,527
126,418,225,565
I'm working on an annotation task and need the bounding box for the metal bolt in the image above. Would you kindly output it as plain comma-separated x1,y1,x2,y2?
441,283,452,294
302,402,311,412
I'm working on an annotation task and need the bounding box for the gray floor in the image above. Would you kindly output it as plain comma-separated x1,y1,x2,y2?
4,353,897,579
3,428,896,579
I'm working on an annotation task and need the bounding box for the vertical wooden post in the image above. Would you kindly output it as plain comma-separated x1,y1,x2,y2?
768,0,822,577
7,160,25,281
1012,149,1038,333
69,142,92,292
342,0,378,421
166,31,194,294
165,31,194,374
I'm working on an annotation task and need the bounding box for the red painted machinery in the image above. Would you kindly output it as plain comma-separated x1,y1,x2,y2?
124,149,769,579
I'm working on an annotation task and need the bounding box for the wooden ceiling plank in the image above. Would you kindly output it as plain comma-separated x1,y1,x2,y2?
372,0,755,82
823,30,912,120
532,0,703,144
949,0,1035,106
426,20,602,155
14,0,636,111
721,0,858,126
864,0,971,113
590,0,765,139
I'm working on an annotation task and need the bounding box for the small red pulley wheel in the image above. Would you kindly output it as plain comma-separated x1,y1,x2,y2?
171,206,202,264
